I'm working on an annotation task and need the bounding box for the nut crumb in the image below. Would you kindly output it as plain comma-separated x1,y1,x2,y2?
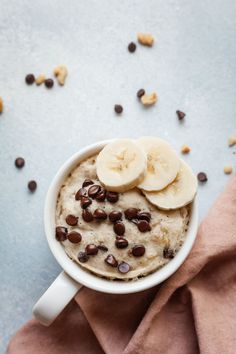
0,97,3,113
137,33,154,46
181,144,191,154
228,136,236,147
140,92,157,106
224,165,233,174
35,75,46,85
53,65,68,85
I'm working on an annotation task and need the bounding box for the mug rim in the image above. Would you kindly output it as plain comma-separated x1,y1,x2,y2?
44,139,198,294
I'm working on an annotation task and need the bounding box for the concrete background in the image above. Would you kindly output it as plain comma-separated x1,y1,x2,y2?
0,0,236,352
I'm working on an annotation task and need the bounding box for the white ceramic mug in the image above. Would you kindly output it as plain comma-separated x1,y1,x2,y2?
33,140,198,326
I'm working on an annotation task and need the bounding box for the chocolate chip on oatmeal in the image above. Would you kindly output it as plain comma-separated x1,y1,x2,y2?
55,226,68,241
105,254,118,267
137,211,151,222
132,245,145,257
115,238,128,249
28,180,37,192
106,191,119,203
114,105,123,114
137,89,145,99
65,214,78,226
113,221,125,236
137,220,151,232
80,196,92,209
95,189,107,202
124,208,139,220
78,251,89,263
25,74,35,85
93,208,107,220
44,78,54,88
197,172,208,183
98,245,108,251
128,42,136,53
88,184,101,198
82,209,94,222
75,188,87,200
176,110,186,120
67,231,82,243
82,179,94,187
109,211,122,223
163,247,175,259
118,262,130,274
85,244,98,255
15,157,25,169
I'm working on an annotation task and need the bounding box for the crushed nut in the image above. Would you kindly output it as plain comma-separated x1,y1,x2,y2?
137,33,154,46
35,74,46,85
140,92,157,106
228,136,236,147
0,97,3,113
181,144,191,154
53,65,68,85
224,165,233,174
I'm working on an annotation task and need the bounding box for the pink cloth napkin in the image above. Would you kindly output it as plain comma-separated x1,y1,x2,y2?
7,175,236,354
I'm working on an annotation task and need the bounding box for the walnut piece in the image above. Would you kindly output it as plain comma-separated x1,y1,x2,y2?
181,144,191,154
224,165,233,174
53,65,68,85
0,97,3,113
228,136,236,147
140,92,157,106
137,33,154,46
35,75,46,85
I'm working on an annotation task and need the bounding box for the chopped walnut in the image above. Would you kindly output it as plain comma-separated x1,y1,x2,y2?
53,65,68,85
140,92,157,106
35,74,46,85
228,136,236,147
181,144,191,154
137,33,154,46
0,97,3,113
224,165,233,174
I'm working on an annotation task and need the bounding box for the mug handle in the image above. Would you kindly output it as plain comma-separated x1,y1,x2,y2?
33,271,82,326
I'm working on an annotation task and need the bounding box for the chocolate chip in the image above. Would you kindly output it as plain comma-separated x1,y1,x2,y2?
163,247,175,259
28,180,37,192
75,188,87,200
115,238,128,249
118,262,130,274
65,214,78,226
98,245,108,251
137,220,151,232
85,244,98,255
93,208,107,220
109,211,122,223
82,209,94,222
105,254,118,267
55,226,68,241
106,191,119,203
137,211,151,222
15,157,25,169
78,251,89,263
176,110,186,120
197,172,208,182
113,221,125,236
128,42,136,53
80,196,92,209
88,184,101,198
82,179,94,187
137,89,145,98
25,74,35,85
45,78,54,88
124,208,139,220
114,105,123,114
67,231,82,243
95,189,107,202
132,245,145,257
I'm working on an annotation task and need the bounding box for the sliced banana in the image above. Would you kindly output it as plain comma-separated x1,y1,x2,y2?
137,137,180,191
96,139,147,193
143,159,197,210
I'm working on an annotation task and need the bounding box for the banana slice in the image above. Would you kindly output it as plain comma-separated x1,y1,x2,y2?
96,139,147,192
143,159,197,209
137,137,180,191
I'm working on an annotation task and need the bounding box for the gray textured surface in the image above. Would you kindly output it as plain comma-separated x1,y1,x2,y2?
0,0,236,352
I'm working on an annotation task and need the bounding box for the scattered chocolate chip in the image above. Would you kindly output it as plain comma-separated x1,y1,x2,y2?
82,209,94,222
105,254,118,267
124,208,139,220
45,78,54,88
15,157,25,169
137,220,151,232
106,191,119,203
25,74,35,85
65,214,78,226
95,189,107,202
114,105,123,114
75,188,87,200
55,226,68,241
137,211,151,222
80,196,92,209
197,172,208,182
137,89,145,99
163,247,175,259
132,245,145,257
85,244,98,255
82,179,94,187
113,221,125,236
88,184,101,198
176,110,186,120
28,180,37,192
118,262,130,274
115,238,128,249
98,245,108,252
78,251,89,263
128,42,136,53
109,211,122,223
67,231,82,243
93,208,107,220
